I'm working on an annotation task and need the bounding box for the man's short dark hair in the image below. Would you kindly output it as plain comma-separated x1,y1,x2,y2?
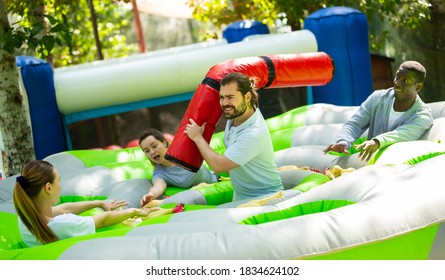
400,61,426,83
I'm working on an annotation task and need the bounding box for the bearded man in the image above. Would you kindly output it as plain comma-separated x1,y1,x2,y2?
185,72,283,201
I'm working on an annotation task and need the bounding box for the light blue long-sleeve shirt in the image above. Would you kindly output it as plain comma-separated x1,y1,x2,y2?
336,88,433,149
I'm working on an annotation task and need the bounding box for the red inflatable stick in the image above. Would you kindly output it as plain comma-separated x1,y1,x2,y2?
165,52,334,172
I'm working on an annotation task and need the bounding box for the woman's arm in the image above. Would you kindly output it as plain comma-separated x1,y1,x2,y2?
140,178,167,207
91,207,154,229
52,199,128,216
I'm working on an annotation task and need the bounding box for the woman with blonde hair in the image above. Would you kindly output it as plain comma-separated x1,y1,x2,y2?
13,160,154,247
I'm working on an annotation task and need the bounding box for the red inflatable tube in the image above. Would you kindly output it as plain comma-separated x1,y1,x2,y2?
165,52,334,172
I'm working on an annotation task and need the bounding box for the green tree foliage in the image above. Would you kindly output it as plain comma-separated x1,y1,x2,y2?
2,1,69,55
2,13,71,54
273,0,431,30
4,0,136,67
187,0,278,39
187,0,432,49
188,0,277,26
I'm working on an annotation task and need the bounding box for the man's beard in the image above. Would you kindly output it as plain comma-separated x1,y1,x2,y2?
223,100,248,119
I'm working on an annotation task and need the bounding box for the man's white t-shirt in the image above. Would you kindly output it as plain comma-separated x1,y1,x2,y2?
388,98,405,128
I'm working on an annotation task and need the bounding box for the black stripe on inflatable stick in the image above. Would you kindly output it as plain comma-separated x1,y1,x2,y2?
164,154,199,173
201,77,220,91
259,56,276,88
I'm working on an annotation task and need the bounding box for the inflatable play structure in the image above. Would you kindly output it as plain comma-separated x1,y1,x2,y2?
2,6,444,259
1,100,445,259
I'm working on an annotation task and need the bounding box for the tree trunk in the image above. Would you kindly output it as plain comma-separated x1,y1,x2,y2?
87,0,103,60
29,0,54,65
0,0,36,176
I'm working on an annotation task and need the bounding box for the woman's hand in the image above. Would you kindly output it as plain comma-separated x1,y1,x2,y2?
140,193,155,208
101,198,128,211
133,207,160,217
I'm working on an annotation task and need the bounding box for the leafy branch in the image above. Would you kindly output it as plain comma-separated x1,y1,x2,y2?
2,14,71,55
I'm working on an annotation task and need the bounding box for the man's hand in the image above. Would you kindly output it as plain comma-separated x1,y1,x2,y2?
185,118,205,142
323,143,349,154
354,139,380,161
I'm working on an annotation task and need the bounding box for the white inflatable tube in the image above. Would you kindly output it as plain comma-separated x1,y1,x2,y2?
55,39,228,72
54,30,318,115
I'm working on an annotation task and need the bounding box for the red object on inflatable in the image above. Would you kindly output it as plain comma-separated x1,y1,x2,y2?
104,144,123,150
163,133,175,144
165,52,334,172
125,139,140,148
